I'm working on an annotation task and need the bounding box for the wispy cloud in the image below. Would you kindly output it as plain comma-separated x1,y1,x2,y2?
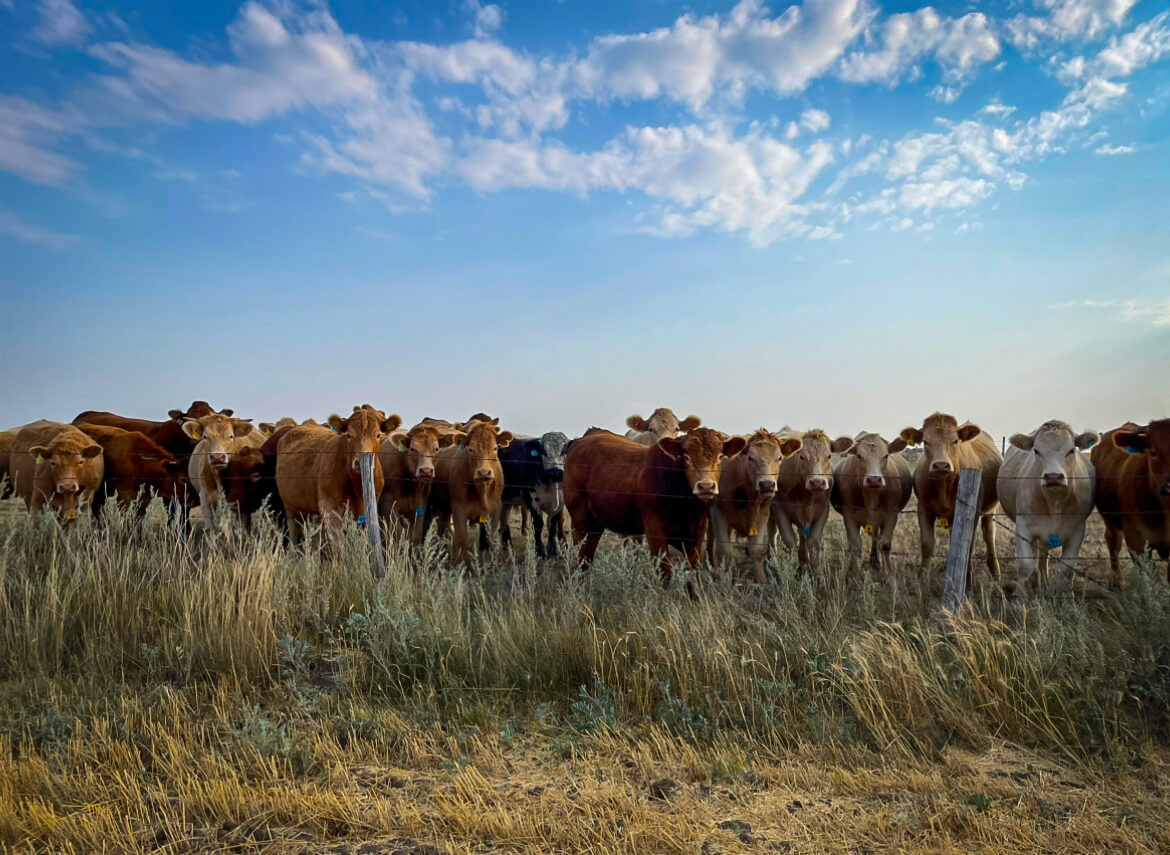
1050,297,1170,326
1095,142,1136,155
0,209,80,249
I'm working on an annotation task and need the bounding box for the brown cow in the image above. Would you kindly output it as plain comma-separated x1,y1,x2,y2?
424,419,514,565
830,432,913,575
184,414,260,523
276,407,402,544
625,408,701,446
708,429,803,583
378,422,458,544
899,413,1002,579
769,429,855,567
8,421,103,522
225,427,291,531
1092,419,1170,587
76,424,191,518
564,427,746,591
0,424,33,498
258,417,299,437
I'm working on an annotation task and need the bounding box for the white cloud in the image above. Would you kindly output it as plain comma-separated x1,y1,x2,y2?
979,101,1016,117
463,1,504,39
1050,297,1170,326
1095,142,1135,154
0,96,80,185
800,108,831,133
930,85,960,103
1007,0,1138,50
900,177,994,210
32,0,91,46
0,209,80,249
837,9,999,85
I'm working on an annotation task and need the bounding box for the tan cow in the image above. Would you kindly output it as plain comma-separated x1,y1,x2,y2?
707,430,802,583
900,413,1002,579
625,408,701,446
378,422,457,544
276,407,402,544
997,421,1097,595
184,414,259,522
769,429,854,567
425,419,514,565
830,433,913,575
8,421,103,522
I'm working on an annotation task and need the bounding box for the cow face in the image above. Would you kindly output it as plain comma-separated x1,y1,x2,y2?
28,439,102,500
1009,421,1097,490
659,428,746,500
389,424,455,481
1113,419,1170,497
786,430,853,492
259,417,298,437
169,401,232,421
850,433,908,489
742,430,802,498
627,408,701,439
901,413,980,480
329,409,403,473
458,421,513,483
539,431,570,483
183,414,255,471
159,459,193,506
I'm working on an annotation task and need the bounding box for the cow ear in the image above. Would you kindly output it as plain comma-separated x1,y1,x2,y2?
437,432,458,448
1074,431,1098,450
168,409,185,421
30,445,51,461
259,422,276,437
381,414,403,433
957,424,981,442
163,460,186,475
657,437,682,458
219,408,234,417
388,431,410,449
830,436,854,454
182,420,203,440
1112,430,1147,453
82,444,103,459
779,437,803,456
450,431,468,447
887,437,907,454
722,436,747,458
627,414,649,431
497,431,514,448
231,419,254,437
1009,433,1034,451
327,414,347,433
678,415,702,432
900,427,923,445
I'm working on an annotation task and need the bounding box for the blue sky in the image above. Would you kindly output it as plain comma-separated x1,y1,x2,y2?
1,0,1167,440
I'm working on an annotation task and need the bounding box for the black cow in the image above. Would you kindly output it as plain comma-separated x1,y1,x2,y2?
498,431,570,558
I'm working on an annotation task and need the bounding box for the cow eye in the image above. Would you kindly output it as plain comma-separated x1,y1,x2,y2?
1065,448,1074,456
1034,448,1041,456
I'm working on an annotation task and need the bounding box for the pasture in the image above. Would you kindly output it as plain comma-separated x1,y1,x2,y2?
1,493,1168,854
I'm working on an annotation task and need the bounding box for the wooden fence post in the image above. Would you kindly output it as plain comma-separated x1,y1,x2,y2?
943,467,981,612
359,452,386,580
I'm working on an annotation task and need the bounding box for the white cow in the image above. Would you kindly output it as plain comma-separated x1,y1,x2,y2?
185,414,260,523
997,420,1098,594
624,408,701,446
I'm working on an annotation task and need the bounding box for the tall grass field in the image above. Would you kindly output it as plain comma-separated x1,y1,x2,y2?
1,499,1168,853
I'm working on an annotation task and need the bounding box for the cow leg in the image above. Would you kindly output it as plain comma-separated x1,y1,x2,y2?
450,509,470,566
498,503,513,553
842,511,862,573
547,510,563,559
980,513,999,579
707,504,730,574
878,520,896,577
746,521,768,585
917,506,936,574
807,509,830,571
522,492,546,559
644,522,674,589
1102,525,1123,588
1012,517,1037,596
772,505,798,555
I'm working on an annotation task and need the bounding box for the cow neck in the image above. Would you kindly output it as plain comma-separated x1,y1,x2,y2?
919,470,958,515
460,444,492,509
643,442,697,505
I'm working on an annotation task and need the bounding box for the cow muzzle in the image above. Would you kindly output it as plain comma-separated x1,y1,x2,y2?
543,467,565,483
929,461,953,475
56,480,80,494
757,479,777,495
806,476,829,492
864,475,885,489
474,467,495,482
1042,472,1067,488
693,479,718,500
416,465,435,480
210,453,228,469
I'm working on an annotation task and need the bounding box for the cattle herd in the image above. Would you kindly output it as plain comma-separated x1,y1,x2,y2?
0,403,1167,596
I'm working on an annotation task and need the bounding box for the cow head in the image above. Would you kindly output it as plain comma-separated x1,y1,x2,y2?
741,429,802,498
627,408,701,439
158,458,192,506
169,401,232,421
1113,418,1170,497
259,417,298,437
850,432,908,489
1009,421,1097,491
658,427,746,500
451,420,513,483
786,430,853,492
226,446,266,500
28,436,102,516
182,414,255,471
329,408,403,473
539,431,570,483
901,413,980,480
389,424,456,481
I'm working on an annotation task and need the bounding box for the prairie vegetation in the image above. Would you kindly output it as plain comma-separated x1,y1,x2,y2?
1,499,1168,853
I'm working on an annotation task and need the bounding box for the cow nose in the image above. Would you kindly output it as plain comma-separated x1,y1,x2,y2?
1042,472,1067,487
864,475,885,488
351,458,362,471
545,468,565,483
416,465,434,479
56,480,79,493
808,476,828,491
474,467,494,481
210,453,228,467
694,479,718,497
758,479,776,493
930,461,953,473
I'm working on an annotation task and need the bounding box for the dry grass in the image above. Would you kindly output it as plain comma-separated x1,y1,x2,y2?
1,498,1168,854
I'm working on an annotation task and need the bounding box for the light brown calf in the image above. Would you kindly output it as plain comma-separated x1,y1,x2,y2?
184,414,259,522
830,433,912,575
8,421,103,523
378,422,457,544
769,429,854,567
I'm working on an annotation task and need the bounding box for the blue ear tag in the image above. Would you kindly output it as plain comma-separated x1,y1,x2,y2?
1047,534,1061,548
531,449,539,457
802,526,811,537
415,507,425,517
1126,446,1137,454
459,444,465,451
357,515,366,525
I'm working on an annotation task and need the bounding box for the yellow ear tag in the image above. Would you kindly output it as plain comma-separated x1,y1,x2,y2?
864,524,875,536
906,441,915,447
263,428,272,437
65,511,77,521
398,443,406,452
938,518,950,529
479,514,489,524
749,526,758,537
35,455,44,464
